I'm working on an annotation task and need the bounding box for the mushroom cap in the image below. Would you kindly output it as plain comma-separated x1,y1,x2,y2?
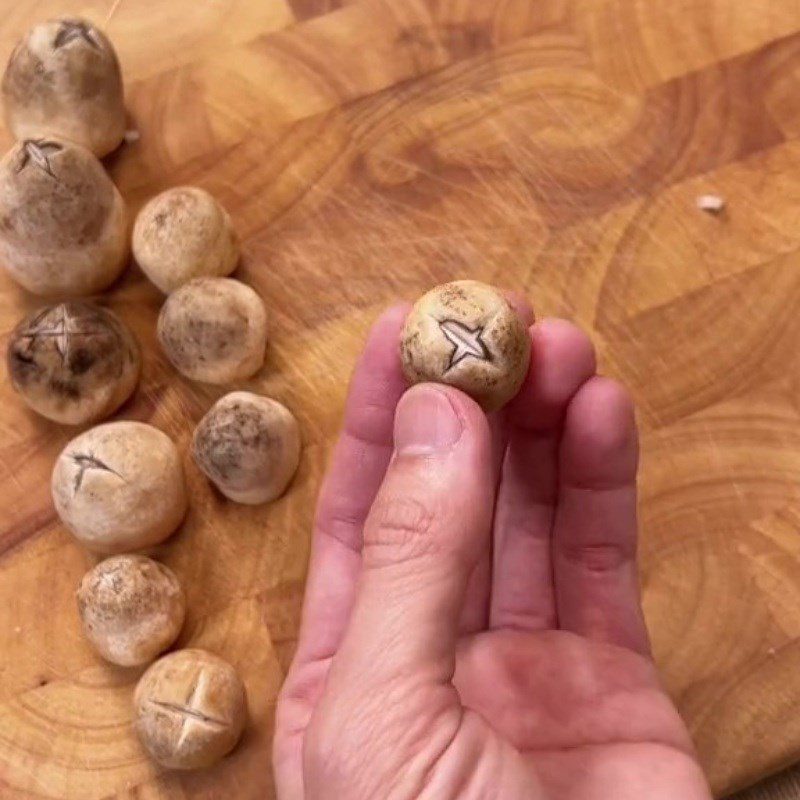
7,301,140,425
157,278,267,384
0,138,128,296
51,421,188,554
1,17,125,157
134,648,247,770
133,187,239,294
192,392,301,504
76,555,185,667
400,279,531,412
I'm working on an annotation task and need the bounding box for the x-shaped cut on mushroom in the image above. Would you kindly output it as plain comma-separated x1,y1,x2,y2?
23,304,73,362
70,454,124,492
54,20,100,50
17,305,104,365
439,319,492,371
17,140,62,179
147,668,231,751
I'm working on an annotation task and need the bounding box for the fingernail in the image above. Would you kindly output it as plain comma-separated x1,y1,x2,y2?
395,385,463,455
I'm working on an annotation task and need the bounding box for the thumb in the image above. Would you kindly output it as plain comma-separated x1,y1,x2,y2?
331,383,494,686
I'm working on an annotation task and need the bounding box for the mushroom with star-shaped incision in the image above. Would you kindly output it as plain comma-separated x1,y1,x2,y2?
7,301,141,425
0,138,128,295
52,421,188,554
400,280,531,412
1,17,125,157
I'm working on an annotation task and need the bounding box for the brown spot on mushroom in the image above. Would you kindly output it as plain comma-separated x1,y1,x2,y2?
157,278,267,385
192,392,300,505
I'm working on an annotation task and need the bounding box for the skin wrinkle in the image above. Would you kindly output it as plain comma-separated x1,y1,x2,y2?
557,541,635,574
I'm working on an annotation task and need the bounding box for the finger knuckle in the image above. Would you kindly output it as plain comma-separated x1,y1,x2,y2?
365,496,440,565
560,540,633,574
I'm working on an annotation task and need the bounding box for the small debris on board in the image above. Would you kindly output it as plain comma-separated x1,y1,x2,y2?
124,129,140,144
696,194,726,214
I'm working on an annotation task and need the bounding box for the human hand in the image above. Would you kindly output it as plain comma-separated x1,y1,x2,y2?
273,302,712,800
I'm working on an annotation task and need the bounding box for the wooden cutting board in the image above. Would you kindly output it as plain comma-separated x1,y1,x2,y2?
2,1,800,797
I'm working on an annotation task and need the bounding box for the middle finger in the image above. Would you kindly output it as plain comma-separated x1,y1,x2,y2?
489,318,596,631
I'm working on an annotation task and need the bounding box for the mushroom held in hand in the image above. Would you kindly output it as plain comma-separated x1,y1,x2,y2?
400,280,531,412
0,138,128,295
52,421,188,554
133,187,239,293
7,302,140,425
134,649,247,769
157,278,267,384
193,392,300,504
1,18,125,157
77,555,185,667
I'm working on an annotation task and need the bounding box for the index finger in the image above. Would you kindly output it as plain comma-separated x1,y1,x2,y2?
292,304,410,666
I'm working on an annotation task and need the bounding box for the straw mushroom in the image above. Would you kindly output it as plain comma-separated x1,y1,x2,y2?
0,138,128,296
77,555,185,667
193,392,300,504
134,648,247,769
400,280,531,412
6,301,140,425
157,278,267,384
1,17,125,157
52,421,188,554
133,187,239,293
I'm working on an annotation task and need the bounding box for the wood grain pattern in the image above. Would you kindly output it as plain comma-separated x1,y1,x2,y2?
1,1,800,797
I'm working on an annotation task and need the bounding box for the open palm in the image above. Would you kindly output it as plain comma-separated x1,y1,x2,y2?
273,303,711,799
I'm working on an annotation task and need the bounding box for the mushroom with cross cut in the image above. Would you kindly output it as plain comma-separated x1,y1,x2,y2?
400,280,531,412
7,301,141,425
16,138,62,178
0,138,128,295
51,421,188,554
134,649,248,769
1,17,125,157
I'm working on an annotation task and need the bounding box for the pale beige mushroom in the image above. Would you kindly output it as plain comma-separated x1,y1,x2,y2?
192,392,300,504
157,278,267,384
76,555,185,667
6,301,140,425
400,280,531,412
1,17,125,157
0,138,128,296
132,187,239,294
51,421,188,554
134,648,247,770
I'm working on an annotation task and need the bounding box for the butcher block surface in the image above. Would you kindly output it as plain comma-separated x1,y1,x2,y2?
2,1,800,798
